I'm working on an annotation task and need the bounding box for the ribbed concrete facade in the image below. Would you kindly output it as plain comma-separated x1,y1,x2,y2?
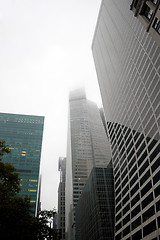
92,0,160,239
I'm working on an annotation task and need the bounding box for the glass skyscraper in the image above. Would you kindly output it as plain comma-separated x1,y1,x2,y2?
0,112,44,215
65,88,112,239
92,0,160,239
76,163,114,240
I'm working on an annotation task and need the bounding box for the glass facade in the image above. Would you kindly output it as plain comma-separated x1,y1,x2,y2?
92,0,160,239
65,89,112,239
76,164,114,240
0,112,44,215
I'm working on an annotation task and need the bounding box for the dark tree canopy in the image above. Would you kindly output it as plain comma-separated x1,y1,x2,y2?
0,141,60,240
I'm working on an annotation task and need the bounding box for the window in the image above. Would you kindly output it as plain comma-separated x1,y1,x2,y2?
122,176,128,188
141,181,152,197
140,170,150,186
142,206,155,222
123,194,129,206
151,158,160,173
143,220,156,237
131,193,140,207
122,185,129,197
148,139,157,153
138,150,147,167
142,192,153,209
131,183,139,197
140,4,153,20
153,170,160,185
115,233,121,240
131,205,140,218
116,203,121,213
139,160,149,176
154,185,160,198
156,200,160,212
128,156,136,169
116,194,121,204
123,225,130,237
153,18,160,35
130,173,138,187
132,216,141,230
123,214,130,226
123,203,130,215
132,230,142,240
116,222,121,232
116,212,121,222
129,165,137,178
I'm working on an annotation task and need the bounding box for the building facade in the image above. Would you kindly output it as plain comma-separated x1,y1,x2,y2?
65,89,112,239
130,0,160,45
58,157,66,240
92,0,160,239
76,163,114,240
0,112,44,215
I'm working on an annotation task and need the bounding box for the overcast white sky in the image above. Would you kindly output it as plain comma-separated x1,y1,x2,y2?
0,0,102,210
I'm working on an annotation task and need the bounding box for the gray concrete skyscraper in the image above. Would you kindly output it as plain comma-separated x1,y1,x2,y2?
92,0,160,239
65,89,112,239
58,157,66,240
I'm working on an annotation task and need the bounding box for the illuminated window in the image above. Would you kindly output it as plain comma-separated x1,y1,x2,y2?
29,179,38,182
28,189,36,192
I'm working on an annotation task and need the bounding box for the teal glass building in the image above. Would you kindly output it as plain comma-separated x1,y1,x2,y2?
0,112,44,215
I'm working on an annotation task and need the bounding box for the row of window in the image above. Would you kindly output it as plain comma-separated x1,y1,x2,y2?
116,167,160,216
116,217,158,239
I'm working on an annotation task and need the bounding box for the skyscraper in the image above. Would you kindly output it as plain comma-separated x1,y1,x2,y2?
58,157,66,240
92,0,160,239
0,112,44,215
65,88,112,239
76,163,114,240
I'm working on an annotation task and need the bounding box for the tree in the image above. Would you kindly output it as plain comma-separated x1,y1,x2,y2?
0,141,60,240
0,141,39,240
37,210,60,240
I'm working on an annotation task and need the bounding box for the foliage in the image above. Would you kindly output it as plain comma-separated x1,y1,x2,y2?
37,210,60,240
0,141,60,240
0,140,10,157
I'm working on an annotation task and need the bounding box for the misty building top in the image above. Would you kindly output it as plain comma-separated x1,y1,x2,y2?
69,88,86,102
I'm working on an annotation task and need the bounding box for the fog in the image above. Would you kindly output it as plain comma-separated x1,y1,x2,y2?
0,0,102,210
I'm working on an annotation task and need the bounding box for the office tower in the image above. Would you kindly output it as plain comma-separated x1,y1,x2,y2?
58,157,66,240
65,88,112,239
76,162,114,240
53,213,58,230
92,0,160,239
0,112,44,215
